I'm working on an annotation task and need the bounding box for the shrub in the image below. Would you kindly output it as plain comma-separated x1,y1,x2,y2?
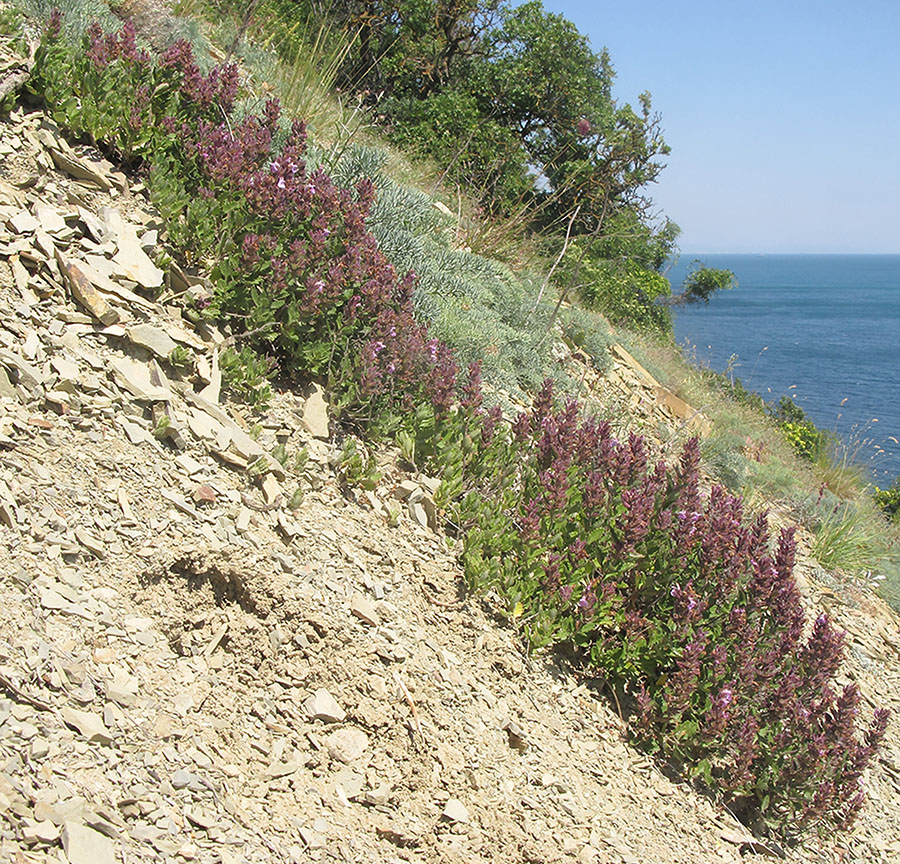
0,6,28,114
679,260,737,303
419,379,889,838
385,88,533,214
560,243,673,335
219,346,274,409
337,437,381,490
770,396,828,463
874,476,900,520
31,17,459,434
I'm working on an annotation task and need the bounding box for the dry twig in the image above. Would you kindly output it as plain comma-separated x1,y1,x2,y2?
0,41,37,103
0,671,54,712
392,670,425,745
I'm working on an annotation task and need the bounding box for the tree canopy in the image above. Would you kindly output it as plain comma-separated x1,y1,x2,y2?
242,0,687,330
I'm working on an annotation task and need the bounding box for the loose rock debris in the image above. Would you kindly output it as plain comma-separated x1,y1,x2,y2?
0,100,899,864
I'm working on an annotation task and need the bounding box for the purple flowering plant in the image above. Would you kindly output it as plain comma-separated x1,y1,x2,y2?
423,378,890,839
32,18,457,430
32,18,234,161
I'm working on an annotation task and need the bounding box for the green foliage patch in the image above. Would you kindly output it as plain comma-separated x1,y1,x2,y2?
679,260,738,304
874,477,900,520
770,396,829,463
561,240,673,334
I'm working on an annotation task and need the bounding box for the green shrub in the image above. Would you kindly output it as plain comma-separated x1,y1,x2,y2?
220,346,273,409
780,420,827,462
769,396,828,462
679,260,737,303
0,7,28,114
385,88,532,213
560,243,672,335
337,437,381,489
701,368,769,415
874,477,900,519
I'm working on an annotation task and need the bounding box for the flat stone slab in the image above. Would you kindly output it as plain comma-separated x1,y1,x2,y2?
112,227,164,289
301,384,330,439
127,323,178,360
303,688,345,723
63,820,116,864
108,356,171,402
61,707,114,745
57,253,120,326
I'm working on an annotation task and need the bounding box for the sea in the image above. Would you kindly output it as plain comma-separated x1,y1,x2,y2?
668,254,900,483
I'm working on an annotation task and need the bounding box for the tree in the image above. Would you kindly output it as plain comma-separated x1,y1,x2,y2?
588,208,679,272
674,260,737,304
326,0,502,97
471,1,614,165
274,0,679,304
385,86,532,209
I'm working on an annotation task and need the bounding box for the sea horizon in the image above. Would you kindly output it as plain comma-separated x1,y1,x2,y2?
675,251,900,257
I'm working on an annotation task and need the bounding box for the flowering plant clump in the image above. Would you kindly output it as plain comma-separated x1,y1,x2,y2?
419,377,889,838
31,18,457,430
31,15,233,161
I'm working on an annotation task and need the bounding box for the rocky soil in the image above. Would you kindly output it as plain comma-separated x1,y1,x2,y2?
1,103,900,864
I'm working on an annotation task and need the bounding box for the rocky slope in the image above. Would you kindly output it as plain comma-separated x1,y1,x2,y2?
1,103,900,864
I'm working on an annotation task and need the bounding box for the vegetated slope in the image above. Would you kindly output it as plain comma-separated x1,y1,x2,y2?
1,105,900,864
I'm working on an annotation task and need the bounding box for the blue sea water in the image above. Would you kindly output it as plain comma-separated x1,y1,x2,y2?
668,254,900,482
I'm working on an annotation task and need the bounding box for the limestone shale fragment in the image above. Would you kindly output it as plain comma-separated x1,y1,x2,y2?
0,45,35,103
56,251,120,326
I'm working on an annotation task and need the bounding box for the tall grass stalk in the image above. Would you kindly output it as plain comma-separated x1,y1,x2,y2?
816,416,881,500
811,500,888,575
263,18,358,138
221,4,361,143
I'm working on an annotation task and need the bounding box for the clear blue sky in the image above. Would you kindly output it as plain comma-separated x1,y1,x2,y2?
543,0,900,253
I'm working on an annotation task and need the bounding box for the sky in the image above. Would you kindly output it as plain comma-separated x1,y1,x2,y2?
542,0,900,253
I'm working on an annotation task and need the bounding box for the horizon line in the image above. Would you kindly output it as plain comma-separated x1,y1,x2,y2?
675,250,900,257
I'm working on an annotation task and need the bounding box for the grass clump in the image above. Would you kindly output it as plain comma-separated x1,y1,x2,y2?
559,304,613,375
805,491,899,584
